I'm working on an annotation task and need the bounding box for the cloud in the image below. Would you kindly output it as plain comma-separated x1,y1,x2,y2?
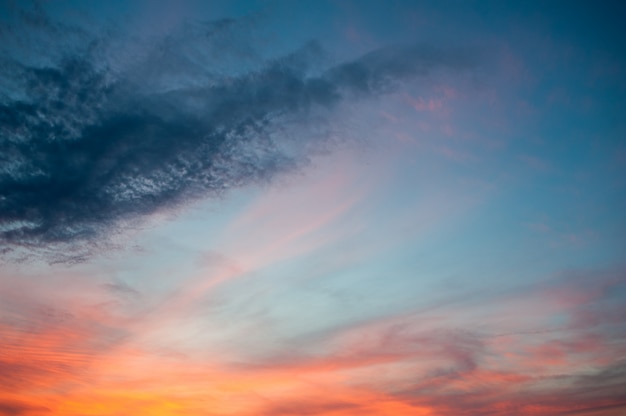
0,4,476,263
0,301,127,393
221,265,625,415
0,400,49,416
258,399,359,416
0,262,624,415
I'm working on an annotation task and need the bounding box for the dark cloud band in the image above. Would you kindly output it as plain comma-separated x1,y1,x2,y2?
0,8,475,262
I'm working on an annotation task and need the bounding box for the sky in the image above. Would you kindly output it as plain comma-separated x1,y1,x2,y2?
0,0,625,415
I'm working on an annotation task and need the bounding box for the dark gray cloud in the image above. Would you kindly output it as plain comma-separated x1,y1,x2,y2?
102,280,140,298
258,399,359,416
0,400,49,416
0,5,475,262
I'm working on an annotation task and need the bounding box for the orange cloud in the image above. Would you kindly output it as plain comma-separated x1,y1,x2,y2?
1,253,624,415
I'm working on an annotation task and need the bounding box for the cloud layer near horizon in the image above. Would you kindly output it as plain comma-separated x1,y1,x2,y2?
0,6,475,262
1,262,624,416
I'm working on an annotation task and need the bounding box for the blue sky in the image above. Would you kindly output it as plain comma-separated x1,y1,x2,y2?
0,1,625,415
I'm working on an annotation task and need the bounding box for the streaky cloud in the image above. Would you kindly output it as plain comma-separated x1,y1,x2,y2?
0,400,50,416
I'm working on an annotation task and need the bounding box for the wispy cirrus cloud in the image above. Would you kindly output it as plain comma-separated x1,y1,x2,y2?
0,262,624,415
0,400,49,416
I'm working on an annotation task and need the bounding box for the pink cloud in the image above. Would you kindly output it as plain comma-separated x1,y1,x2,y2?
1,265,625,415
407,96,444,112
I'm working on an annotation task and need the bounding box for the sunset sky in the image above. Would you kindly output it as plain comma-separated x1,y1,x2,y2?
1,1,625,415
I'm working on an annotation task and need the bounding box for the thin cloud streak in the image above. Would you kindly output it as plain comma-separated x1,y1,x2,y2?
1,263,623,415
